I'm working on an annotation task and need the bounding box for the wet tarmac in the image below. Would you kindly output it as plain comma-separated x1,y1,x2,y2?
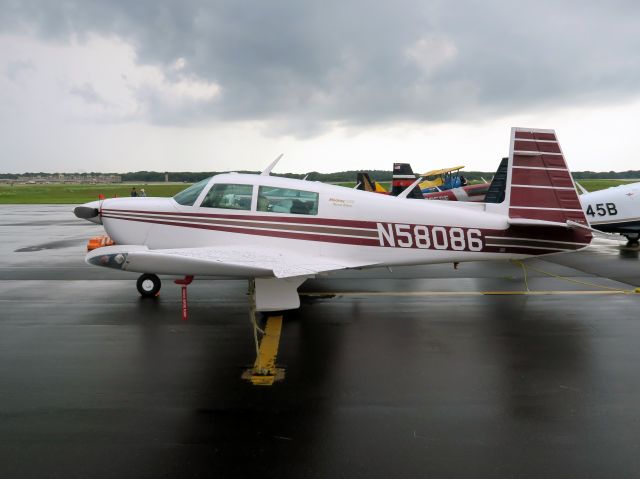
2,205,640,478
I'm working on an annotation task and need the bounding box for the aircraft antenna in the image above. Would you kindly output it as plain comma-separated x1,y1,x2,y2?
397,177,423,199
575,181,588,195
261,154,284,176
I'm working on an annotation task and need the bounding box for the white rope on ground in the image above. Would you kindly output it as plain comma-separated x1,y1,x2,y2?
515,259,530,292
247,279,264,366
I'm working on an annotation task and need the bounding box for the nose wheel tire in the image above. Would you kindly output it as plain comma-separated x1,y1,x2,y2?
624,234,640,248
137,273,161,297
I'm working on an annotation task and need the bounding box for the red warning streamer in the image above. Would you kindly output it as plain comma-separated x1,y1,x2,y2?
174,276,194,321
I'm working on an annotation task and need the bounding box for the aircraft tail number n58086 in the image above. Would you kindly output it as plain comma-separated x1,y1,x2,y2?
376,223,483,251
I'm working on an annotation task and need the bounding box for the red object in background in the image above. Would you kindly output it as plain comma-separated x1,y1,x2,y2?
98,194,105,200
86,235,115,251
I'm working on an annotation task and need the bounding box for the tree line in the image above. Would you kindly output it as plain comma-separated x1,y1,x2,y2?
2,169,640,183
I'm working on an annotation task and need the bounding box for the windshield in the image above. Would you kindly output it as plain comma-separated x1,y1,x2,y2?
173,177,211,206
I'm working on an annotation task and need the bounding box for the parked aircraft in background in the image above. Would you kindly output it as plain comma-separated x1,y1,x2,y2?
390,163,495,202
579,182,640,246
355,172,389,194
360,161,506,202
423,161,509,202
420,166,491,202
75,128,591,314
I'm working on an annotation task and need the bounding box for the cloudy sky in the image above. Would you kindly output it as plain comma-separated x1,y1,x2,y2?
1,0,640,174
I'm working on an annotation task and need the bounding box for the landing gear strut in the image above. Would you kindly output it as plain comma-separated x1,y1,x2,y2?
243,279,286,385
137,273,161,297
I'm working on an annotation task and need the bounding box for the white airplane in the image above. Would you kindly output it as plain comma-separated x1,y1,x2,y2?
74,127,592,313
579,182,640,246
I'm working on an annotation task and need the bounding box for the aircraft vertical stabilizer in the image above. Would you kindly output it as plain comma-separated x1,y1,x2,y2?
483,158,508,204
505,128,588,226
356,172,382,193
391,163,423,198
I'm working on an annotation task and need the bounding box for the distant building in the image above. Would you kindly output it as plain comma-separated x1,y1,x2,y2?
6,174,122,184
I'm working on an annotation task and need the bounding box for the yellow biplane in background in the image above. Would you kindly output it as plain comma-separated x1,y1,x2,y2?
419,165,468,193
392,163,491,201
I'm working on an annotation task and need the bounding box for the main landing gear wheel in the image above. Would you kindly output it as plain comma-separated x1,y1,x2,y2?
137,273,161,297
624,235,640,248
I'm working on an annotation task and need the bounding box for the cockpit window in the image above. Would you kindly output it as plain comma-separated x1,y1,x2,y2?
257,186,318,215
173,178,211,206
200,183,253,210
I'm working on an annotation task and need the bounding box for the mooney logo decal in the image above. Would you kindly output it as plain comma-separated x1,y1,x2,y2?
376,223,483,251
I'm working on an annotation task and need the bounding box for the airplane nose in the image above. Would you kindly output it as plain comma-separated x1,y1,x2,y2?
74,200,103,224
74,206,99,219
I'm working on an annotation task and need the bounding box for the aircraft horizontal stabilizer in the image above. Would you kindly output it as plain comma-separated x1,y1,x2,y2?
507,218,571,228
86,245,376,279
507,218,602,232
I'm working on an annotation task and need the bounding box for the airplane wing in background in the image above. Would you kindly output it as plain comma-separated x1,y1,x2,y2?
86,245,379,279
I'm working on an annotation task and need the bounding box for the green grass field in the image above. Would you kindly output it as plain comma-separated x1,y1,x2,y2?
574,179,636,192
0,178,635,204
0,183,188,204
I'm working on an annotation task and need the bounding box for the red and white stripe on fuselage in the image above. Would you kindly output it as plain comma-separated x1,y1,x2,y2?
100,208,588,256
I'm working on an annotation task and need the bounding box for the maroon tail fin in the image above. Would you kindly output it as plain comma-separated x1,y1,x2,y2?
506,128,588,226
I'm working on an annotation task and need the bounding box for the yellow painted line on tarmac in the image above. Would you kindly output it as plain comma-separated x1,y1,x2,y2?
243,315,285,386
301,290,635,297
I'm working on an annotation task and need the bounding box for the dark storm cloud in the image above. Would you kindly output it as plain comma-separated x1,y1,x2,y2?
2,0,640,132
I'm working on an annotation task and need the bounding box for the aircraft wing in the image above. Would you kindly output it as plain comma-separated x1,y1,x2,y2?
422,165,465,177
86,245,378,279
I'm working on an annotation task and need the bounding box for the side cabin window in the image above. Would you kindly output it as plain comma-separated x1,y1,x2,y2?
200,183,253,210
173,177,211,206
257,186,318,215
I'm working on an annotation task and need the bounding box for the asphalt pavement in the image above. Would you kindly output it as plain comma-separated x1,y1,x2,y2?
2,205,640,478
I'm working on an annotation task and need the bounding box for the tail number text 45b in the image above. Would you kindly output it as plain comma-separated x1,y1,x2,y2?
377,223,483,251
586,203,617,217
